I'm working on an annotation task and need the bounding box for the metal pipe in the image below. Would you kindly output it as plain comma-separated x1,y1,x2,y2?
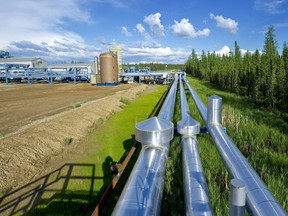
230,179,246,216
5,64,9,85
112,74,178,215
179,76,190,120
185,79,207,122
181,138,213,216
178,77,213,216
185,79,287,216
157,74,178,122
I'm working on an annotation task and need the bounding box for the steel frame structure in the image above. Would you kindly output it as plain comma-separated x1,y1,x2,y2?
0,64,90,85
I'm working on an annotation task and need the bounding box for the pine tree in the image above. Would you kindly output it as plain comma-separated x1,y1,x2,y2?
191,49,199,77
262,25,278,108
233,41,242,93
282,42,288,110
252,50,261,100
274,56,286,109
199,50,208,80
242,51,253,96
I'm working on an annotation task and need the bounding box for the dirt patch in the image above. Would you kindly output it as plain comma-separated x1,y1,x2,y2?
0,83,155,193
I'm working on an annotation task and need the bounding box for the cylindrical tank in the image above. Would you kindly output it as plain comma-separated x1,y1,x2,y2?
100,52,118,83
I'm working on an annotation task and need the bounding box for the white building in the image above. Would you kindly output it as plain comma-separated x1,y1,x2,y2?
0,57,48,68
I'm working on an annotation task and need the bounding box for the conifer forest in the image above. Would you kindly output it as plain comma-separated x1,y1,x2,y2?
185,25,288,112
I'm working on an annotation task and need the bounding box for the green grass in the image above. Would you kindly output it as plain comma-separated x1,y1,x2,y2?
119,97,131,105
62,137,72,145
161,89,184,215
74,103,81,108
26,85,167,216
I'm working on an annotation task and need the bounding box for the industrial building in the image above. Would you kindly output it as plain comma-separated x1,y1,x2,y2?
0,57,48,68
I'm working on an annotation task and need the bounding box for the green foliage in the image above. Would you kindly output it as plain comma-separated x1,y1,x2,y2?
74,103,81,108
123,63,184,72
161,136,184,216
161,88,184,215
120,97,131,105
62,137,72,145
88,117,104,131
185,25,288,112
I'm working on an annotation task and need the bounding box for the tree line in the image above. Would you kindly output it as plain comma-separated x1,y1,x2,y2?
123,63,183,72
185,26,288,111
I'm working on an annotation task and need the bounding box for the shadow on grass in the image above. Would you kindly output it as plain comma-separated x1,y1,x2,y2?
0,163,103,216
99,137,142,216
200,81,288,134
0,138,142,216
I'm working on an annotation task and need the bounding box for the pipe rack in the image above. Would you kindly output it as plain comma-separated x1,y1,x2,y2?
0,64,90,85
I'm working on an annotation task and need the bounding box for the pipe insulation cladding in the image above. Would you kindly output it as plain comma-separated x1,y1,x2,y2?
112,74,178,216
177,76,213,216
184,79,287,216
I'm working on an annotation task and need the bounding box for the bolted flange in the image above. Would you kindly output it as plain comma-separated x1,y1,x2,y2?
135,117,174,146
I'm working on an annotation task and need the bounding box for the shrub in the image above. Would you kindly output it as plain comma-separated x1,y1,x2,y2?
63,137,72,145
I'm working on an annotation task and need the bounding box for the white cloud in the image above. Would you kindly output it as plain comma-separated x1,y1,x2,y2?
121,27,132,37
210,13,238,34
136,24,152,40
240,49,259,56
215,45,231,56
171,18,210,38
94,0,128,8
144,13,165,36
0,0,100,62
127,47,173,57
254,0,287,14
123,46,189,63
136,24,146,34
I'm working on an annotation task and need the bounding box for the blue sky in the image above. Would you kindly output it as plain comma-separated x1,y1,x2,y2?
0,0,287,64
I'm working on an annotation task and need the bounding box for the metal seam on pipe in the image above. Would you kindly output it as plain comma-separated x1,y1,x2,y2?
185,79,287,216
112,74,178,216
178,76,213,216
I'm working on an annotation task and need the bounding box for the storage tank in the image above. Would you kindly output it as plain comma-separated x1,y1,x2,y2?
100,52,118,83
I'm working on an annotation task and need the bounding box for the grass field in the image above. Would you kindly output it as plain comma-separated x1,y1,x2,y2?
27,85,167,216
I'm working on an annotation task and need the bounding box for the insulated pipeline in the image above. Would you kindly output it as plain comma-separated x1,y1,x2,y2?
181,137,213,216
178,77,212,216
185,79,207,122
185,79,287,216
179,76,190,120
112,74,178,215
